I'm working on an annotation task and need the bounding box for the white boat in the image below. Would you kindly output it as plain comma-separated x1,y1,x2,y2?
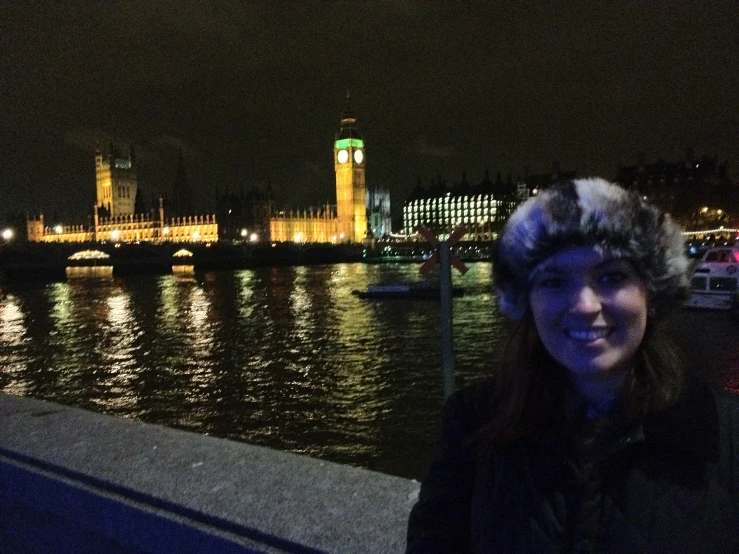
684,243,739,310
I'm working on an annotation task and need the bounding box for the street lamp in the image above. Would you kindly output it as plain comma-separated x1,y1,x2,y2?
249,233,258,242
111,229,120,241
1,228,13,241
54,225,63,234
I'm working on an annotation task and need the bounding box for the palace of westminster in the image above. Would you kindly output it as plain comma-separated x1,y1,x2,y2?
22,100,736,246
26,102,393,246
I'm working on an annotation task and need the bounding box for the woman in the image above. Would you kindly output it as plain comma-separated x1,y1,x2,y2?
406,178,739,553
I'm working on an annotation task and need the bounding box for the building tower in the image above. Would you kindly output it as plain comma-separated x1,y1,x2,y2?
334,96,367,243
171,150,193,217
95,142,137,217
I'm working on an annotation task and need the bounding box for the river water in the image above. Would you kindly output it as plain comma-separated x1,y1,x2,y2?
1,263,737,479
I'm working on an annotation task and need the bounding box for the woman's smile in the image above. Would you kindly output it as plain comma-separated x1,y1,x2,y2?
565,327,613,342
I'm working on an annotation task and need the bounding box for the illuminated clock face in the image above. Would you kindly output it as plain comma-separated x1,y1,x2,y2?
353,149,364,164
337,149,349,164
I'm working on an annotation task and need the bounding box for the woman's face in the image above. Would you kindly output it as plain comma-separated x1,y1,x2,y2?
528,246,649,384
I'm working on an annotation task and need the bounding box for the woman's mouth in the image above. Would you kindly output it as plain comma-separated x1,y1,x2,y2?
566,328,613,341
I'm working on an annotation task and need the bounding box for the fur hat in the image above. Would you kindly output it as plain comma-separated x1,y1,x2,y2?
493,177,690,320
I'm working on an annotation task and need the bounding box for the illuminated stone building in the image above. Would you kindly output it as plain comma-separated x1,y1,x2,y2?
27,201,218,244
333,102,367,243
27,143,218,244
366,187,392,239
269,101,368,243
270,204,339,244
95,142,138,217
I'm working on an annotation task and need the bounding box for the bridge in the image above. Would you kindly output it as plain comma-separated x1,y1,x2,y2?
0,242,366,282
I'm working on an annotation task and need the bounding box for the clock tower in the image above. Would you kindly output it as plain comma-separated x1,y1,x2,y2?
334,97,367,243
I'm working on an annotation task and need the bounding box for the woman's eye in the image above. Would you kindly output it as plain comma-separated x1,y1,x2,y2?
600,271,628,285
535,277,564,289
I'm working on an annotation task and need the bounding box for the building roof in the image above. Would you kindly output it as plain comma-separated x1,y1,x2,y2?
336,94,363,141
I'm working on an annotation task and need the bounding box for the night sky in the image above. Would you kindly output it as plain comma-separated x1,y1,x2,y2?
2,1,738,223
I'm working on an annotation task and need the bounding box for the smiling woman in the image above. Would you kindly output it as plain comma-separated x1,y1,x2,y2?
529,249,649,404
407,178,739,553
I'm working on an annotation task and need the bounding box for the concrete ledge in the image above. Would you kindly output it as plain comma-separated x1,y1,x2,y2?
0,393,419,553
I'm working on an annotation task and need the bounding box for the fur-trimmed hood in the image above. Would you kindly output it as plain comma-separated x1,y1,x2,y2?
493,178,690,319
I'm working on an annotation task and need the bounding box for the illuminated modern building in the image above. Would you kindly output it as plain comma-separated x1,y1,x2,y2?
270,99,368,243
403,172,517,241
403,164,578,241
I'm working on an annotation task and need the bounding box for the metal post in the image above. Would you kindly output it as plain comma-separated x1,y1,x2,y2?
439,240,455,400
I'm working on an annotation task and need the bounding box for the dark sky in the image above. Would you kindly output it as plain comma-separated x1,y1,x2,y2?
2,1,738,222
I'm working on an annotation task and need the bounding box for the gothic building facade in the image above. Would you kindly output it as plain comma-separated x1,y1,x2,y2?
215,185,273,243
95,142,138,217
28,142,218,244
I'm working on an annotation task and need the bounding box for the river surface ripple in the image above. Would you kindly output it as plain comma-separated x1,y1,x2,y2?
1,263,737,479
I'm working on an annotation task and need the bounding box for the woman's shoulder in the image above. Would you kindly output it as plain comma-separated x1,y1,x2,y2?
707,387,739,493
441,378,497,438
713,387,739,413
713,387,739,439
645,375,739,464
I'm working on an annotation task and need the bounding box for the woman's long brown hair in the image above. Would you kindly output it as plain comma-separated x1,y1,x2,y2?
476,311,685,448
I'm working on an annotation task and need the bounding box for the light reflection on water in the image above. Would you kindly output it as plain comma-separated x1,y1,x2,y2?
1,263,737,479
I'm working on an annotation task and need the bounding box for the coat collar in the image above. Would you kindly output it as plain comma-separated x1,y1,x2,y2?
642,375,720,463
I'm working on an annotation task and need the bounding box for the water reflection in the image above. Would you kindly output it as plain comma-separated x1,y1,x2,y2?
172,264,195,275
0,294,30,395
183,284,216,412
66,266,114,279
99,288,138,411
0,263,737,479
0,294,25,348
49,282,72,327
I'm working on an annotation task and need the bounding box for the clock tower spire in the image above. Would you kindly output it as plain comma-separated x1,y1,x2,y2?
334,93,367,243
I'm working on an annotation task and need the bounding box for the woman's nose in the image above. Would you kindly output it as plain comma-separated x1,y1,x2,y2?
571,285,602,313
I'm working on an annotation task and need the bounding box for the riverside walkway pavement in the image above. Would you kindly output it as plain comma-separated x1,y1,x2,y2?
0,393,420,553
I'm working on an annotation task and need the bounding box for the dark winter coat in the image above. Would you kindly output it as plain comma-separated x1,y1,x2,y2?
406,376,739,553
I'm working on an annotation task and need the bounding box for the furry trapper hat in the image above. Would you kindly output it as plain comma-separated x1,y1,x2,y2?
494,177,690,320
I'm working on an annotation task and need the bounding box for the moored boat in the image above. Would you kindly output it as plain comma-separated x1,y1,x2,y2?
684,243,739,310
352,282,464,299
